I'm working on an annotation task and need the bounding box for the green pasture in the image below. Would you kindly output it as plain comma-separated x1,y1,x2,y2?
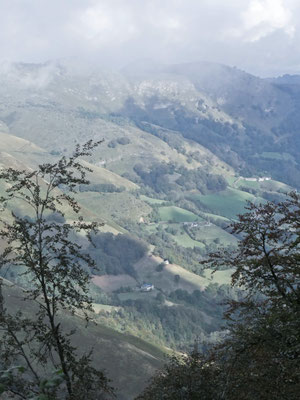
226,176,238,185
133,255,234,296
158,206,200,223
190,188,264,219
235,179,260,189
173,232,205,249
192,224,237,246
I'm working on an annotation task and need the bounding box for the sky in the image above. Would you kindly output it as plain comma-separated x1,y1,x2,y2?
0,0,300,77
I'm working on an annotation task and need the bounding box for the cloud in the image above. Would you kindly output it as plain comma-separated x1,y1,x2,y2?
67,1,185,50
231,0,295,42
0,61,58,89
0,0,300,76
69,3,138,46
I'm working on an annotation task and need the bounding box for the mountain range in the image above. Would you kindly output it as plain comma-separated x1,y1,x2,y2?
0,60,298,398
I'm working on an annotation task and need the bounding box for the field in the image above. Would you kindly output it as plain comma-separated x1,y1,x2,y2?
173,231,205,248
133,255,229,294
233,177,291,194
190,188,264,219
92,274,137,292
80,159,139,190
235,179,260,189
75,191,152,224
158,206,200,222
92,304,121,313
192,224,237,246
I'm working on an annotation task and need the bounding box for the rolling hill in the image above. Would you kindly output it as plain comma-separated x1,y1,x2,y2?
0,59,298,398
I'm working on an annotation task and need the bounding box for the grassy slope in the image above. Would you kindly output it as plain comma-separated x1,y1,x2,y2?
0,131,54,169
0,135,128,235
173,231,205,248
2,280,167,399
233,177,291,193
3,100,234,179
92,274,137,292
192,224,237,246
75,191,152,224
158,206,200,223
133,255,232,294
91,253,233,296
191,187,265,219
80,159,139,190
91,253,225,295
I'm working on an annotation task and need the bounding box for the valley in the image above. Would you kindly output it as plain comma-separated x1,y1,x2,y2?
0,60,298,398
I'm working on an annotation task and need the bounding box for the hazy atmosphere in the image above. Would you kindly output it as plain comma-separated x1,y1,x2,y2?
1,0,300,76
0,1,300,399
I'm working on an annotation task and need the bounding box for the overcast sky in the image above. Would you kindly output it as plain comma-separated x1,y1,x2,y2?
1,0,300,77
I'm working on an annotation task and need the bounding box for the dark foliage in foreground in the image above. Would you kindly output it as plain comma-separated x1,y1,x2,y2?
0,141,114,399
137,193,300,399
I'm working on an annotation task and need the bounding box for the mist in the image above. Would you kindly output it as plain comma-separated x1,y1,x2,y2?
1,0,300,77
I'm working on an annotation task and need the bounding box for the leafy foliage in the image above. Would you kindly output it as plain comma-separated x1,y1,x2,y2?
78,183,125,193
89,232,147,276
138,193,300,399
0,141,114,399
209,191,300,307
136,351,222,400
133,162,227,194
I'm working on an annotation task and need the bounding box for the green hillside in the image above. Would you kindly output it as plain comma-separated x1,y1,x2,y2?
0,60,298,398
190,187,265,219
80,159,139,190
2,280,167,399
75,191,152,223
158,206,200,223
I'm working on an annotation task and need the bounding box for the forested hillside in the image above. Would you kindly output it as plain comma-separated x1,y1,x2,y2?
0,61,299,398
